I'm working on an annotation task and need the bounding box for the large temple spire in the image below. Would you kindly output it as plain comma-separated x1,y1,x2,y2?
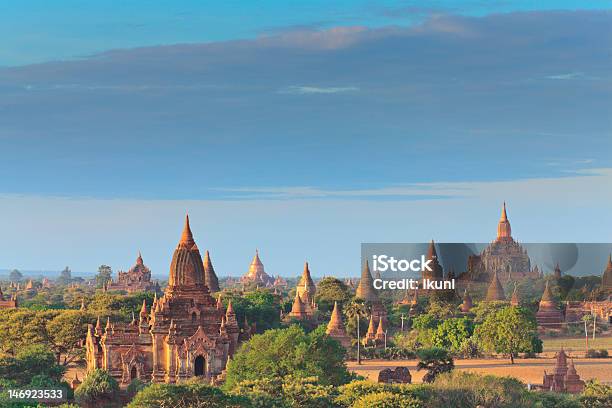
356,260,379,302
179,214,196,248
496,202,512,242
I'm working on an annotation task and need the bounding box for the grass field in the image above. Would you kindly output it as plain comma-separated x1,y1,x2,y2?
348,357,612,385
543,336,612,353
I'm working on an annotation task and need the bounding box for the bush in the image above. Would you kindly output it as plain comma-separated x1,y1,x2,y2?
74,369,120,408
231,376,337,408
585,349,608,358
579,380,612,408
128,381,249,408
352,391,422,408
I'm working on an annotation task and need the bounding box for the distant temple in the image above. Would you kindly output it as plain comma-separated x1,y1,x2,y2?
602,254,612,291
422,240,444,282
241,250,274,287
108,253,160,293
536,281,564,330
296,262,316,305
86,215,241,384
355,260,387,325
464,203,538,282
0,286,17,309
541,349,584,393
326,301,351,348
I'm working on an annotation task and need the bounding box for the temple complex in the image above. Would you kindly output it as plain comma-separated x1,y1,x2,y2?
464,203,538,283
108,253,159,293
86,215,241,384
536,281,564,330
485,271,506,301
326,301,351,348
0,286,17,309
541,349,585,393
241,250,274,286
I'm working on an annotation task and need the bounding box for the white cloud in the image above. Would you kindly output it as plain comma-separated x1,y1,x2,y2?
278,85,359,95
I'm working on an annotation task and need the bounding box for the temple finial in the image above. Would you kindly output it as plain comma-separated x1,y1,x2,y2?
179,213,195,246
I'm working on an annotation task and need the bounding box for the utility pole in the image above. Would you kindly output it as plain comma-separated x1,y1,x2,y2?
357,316,361,365
593,314,596,341
384,330,388,351
400,314,406,332
584,318,589,355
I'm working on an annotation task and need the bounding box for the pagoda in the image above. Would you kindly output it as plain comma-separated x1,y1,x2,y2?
364,315,376,345
423,240,444,282
356,260,379,302
460,288,473,313
535,281,564,330
241,250,274,286
296,262,316,305
109,252,158,293
326,301,351,348
287,292,308,320
485,270,506,301
541,349,584,393
0,286,17,309
510,283,520,306
203,250,220,292
602,254,612,291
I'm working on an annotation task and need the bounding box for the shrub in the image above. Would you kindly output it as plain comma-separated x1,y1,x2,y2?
74,369,120,408
585,349,608,358
352,391,422,408
128,381,249,408
579,380,612,408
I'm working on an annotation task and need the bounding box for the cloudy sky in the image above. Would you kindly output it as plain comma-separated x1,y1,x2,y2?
1,2,611,278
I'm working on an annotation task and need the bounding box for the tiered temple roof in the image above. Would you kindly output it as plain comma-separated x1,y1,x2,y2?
536,281,563,330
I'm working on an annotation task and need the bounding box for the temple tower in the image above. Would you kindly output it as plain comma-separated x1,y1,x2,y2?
326,301,351,348
510,283,520,306
422,240,444,281
296,262,316,305
203,250,220,292
536,281,563,330
602,254,612,291
485,270,506,301
356,260,379,302
496,202,512,242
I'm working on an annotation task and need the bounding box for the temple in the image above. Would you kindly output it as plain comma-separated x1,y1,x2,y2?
485,270,506,301
86,215,241,384
108,253,159,293
464,203,538,282
326,301,351,348
541,349,585,393
355,260,387,325
423,240,444,282
203,250,220,293
0,286,17,309
601,254,612,291
536,281,564,331
296,262,316,306
241,250,274,286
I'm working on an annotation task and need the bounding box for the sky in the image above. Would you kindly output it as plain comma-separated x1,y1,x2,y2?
1,2,611,278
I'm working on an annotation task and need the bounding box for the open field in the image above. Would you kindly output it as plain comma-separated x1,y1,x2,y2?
348,357,612,385
543,336,612,353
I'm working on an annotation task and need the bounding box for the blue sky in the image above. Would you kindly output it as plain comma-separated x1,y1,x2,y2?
0,2,611,277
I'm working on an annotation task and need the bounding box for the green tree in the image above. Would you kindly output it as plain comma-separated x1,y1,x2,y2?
221,289,281,333
0,344,65,386
343,298,368,340
416,347,454,383
579,380,612,408
474,306,540,364
128,381,248,408
9,269,23,281
352,392,422,408
232,376,337,408
96,265,113,288
557,275,576,300
74,369,120,408
432,317,473,354
315,277,351,312
224,325,351,389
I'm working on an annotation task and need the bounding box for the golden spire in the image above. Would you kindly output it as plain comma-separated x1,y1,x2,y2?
485,270,506,301
327,301,343,331
140,299,147,316
496,202,512,241
366,315,376,335
136,251,144,265
376,316,385,335
541,280,554,302
427,239,438,260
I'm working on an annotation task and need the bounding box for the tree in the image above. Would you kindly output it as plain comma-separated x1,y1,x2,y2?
232,376,337,408
128,381,248,408
344,298,368,340
416,347,454,383
352,392,422,408
432,317,474,354
557,275,576,300
315,277,351,312
74,369,120,408
0,344,65,386
96,265,113,288
474,306,540,364
224,325,351,389
9,269,22,282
